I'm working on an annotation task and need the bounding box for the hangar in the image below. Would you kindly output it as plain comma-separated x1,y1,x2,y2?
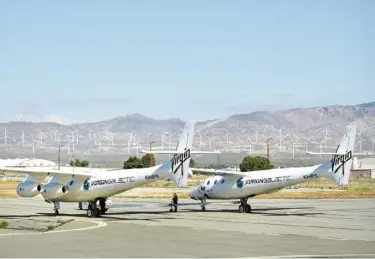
0,158,56,167
352,157,375,178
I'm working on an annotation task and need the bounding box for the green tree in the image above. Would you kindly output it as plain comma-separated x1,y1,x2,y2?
80,160,89,167
141,154,156,167
123,156,144,169
239,156,274,172
69,159,89,167
189,158,196,168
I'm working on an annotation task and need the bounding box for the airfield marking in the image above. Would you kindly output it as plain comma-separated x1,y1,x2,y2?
250,255,375,259
286,209,375,230
0,218,107,237
107,212,375,242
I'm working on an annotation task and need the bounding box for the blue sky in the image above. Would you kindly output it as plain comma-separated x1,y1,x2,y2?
0,0,374,124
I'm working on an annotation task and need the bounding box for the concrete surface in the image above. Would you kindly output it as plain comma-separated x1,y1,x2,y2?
0,197,375,258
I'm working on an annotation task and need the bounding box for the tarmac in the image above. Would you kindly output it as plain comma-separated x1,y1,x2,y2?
0,197,375,258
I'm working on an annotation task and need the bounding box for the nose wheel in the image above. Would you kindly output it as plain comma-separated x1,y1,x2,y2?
200,198,207,212
53,201,60,216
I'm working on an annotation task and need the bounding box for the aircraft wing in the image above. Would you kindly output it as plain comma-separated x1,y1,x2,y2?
307,151,374,156
190,168,248,177
0,166,93,183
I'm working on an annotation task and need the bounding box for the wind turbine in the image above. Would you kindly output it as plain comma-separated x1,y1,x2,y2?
127,130,135,154
30,133,36,155
160,131,168,152
247,136,252,156
206,135,216,151
289,135,295,158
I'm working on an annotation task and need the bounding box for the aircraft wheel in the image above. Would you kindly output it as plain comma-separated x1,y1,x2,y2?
54,209,59,216
169,208,173,212
87,209,94,217
201,205,206,212
173,206,177,212
78,202,82,210
246,204,252,213
238,204,245,213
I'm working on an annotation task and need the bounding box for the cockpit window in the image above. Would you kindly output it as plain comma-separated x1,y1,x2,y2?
221,179,225,183
207,181,210,185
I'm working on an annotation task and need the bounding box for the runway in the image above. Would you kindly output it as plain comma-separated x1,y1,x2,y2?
0,198,375,258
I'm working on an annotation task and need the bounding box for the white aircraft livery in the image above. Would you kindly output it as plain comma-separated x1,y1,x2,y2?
187,123,357,213
0,121,196,217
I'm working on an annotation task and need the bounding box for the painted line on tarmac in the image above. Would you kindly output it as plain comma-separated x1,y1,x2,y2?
70,255,375,259
0,218,107,237
251,254,375,258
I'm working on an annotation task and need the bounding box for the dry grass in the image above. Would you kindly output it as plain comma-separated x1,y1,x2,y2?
254,191,375,199
115,193,192,199
0,181,18,198
115,191,375,199
115,189,375,199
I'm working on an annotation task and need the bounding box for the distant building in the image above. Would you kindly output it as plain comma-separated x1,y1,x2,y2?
0,158,56,167
351,157,375,179
350,169,372,178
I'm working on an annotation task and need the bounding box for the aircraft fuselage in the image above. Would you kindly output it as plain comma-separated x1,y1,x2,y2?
189,165,323,200
45,165,169,202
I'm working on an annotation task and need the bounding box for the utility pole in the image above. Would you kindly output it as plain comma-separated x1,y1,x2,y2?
149,141,156,167
58,144,61,170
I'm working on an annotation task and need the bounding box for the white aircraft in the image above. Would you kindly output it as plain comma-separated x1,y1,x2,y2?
185,123,357,213
0,121,196,218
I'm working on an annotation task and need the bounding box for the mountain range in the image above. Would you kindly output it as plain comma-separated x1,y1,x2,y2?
0,101,375,152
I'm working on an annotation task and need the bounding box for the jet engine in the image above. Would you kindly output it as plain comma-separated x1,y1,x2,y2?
16,181,42,197
40,183,69,200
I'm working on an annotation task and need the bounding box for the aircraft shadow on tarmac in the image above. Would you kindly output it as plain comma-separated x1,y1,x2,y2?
176,206,324,216
0,206,324,220
0,211,175,222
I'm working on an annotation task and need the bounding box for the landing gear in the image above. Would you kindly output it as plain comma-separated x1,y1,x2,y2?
99,199,107,215
238,198,251,213
53,201,60,216
87,208,94,217
87,201,100,217
200,198,207,212
87,198,107,218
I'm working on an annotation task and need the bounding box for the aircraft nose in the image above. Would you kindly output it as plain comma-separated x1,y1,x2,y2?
189,188,198,200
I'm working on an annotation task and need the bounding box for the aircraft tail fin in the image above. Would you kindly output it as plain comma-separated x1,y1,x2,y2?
171,121,195,187
313,122,357,185
155,121,195,187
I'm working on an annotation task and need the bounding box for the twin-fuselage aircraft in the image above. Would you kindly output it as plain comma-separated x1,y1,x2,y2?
1,121,197,217
186,123,357,213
